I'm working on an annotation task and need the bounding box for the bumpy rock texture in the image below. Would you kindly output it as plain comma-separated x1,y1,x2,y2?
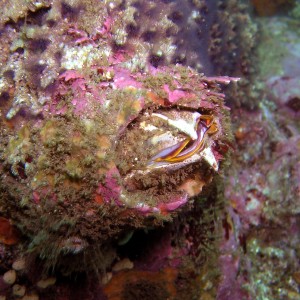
0,0,278,299
1,63,232,276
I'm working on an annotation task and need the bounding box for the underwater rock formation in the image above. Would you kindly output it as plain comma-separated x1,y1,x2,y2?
218,8,300,299
1,58,234,267
0,0,258,113
0,64,233,275
0,0,271,299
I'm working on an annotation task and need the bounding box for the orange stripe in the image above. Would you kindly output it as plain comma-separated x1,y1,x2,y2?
165,137,206,163
155,138,190,162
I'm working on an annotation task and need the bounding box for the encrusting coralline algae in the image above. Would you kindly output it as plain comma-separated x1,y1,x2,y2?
1,0,299,299
0,0,240,298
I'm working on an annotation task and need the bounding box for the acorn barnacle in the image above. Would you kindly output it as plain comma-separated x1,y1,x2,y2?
111,68,233,215
0,64,233,274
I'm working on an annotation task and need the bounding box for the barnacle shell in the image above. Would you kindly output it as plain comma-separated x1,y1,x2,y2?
0,64,233,272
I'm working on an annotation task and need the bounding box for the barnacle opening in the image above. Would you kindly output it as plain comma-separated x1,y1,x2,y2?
115,106,220,208
116,107,218,170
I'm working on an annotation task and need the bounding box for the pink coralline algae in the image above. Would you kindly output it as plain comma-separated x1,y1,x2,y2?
218,94,300,299
0,0,252,298
97,167,122,205
0,58,235,276
267,76,300,117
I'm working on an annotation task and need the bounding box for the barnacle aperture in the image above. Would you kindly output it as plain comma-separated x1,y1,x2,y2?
149,113,218,165
115,105,222,213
